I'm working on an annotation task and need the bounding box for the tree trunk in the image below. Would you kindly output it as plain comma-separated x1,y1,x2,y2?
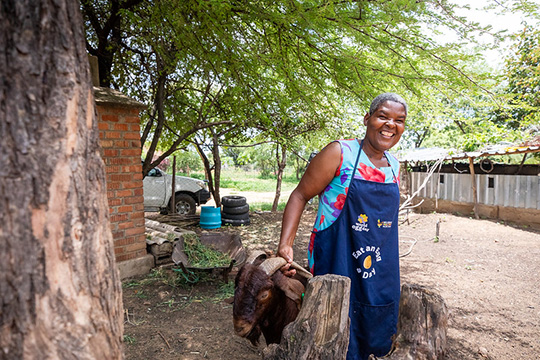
142,56,167,177
263,275,351,360
81,0,144,88
272,144,287,212
0,1,123,359
195,141,215,201
370,283,449,360
211,131,222,208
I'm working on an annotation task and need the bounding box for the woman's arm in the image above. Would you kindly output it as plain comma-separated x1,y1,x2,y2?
277,141,342,274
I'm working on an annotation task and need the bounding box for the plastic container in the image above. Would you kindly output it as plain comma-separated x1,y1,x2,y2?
200,206,222,229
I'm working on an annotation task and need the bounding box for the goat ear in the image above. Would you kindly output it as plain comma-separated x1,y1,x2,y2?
272,271,305,310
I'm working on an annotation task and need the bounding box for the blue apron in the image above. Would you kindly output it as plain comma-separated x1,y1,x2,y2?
312,142,401,360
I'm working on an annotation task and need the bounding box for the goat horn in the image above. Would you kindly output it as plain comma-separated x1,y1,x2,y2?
259,257,288,275
289,261,313,279
246,250,268,264
259,257,313,279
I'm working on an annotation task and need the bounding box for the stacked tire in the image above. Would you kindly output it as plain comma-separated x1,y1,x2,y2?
221,196,250,226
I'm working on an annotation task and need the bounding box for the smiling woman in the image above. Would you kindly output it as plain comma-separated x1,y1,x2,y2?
278,93,408,360
362,98,407,168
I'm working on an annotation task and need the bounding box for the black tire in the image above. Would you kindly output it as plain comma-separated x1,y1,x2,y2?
221,195,247,207
222,218,250,226
173,194,196,215
221,212,250,221
222,204,249,215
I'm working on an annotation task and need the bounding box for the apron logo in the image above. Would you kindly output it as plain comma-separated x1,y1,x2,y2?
352,246,382,278
352,213,369,232
377,219,392,228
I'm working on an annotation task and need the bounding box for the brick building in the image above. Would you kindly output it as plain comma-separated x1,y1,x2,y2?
94,86,153,278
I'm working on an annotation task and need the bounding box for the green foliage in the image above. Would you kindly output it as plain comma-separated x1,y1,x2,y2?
182,234,232,268
83,0,540,173
122,280,140,289
84,0,503,138
180,172,205,180
172,150,203,174
213,282,235,303
123,334,136,345
252,144,277,178
495,26,540,136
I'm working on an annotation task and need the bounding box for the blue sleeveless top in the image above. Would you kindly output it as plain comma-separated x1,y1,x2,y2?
308,139,400,268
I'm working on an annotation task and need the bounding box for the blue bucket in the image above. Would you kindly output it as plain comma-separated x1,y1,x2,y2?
200,206,221,229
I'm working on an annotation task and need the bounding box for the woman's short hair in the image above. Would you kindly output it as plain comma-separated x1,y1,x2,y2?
369,93,408,115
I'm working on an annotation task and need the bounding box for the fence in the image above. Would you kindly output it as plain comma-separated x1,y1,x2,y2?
411,172,540,210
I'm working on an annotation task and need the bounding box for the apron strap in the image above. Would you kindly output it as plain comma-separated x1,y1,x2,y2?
353,139,363,175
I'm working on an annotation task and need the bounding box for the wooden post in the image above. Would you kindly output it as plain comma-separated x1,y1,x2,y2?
516,153,528,175
87,54,100,87
404,161,411,198
170,155,177,214
371,284,449,360
263,274,351,360
468,157,479,219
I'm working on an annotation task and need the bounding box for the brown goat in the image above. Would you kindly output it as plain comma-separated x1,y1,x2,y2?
233,252,312,346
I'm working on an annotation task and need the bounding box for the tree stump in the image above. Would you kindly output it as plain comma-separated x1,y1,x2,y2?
263,274,351,360
370,283,448,360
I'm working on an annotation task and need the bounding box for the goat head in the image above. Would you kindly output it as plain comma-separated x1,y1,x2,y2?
233,251,312,345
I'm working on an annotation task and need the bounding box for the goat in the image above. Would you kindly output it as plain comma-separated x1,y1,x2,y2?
233,251,313,346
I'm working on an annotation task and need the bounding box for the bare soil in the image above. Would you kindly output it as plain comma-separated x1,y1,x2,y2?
124,206,540,360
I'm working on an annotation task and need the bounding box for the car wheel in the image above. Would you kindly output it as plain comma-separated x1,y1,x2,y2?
174,194,196,215
221,195,247,207
222,204,250,215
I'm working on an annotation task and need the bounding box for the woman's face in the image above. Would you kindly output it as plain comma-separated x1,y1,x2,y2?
363,100,407,152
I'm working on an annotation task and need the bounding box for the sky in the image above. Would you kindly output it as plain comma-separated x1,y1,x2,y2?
452,0,540,69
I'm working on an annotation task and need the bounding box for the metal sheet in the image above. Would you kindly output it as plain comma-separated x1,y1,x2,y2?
410,172,540,210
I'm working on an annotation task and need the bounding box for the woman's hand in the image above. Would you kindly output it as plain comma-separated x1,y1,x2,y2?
277,244,296,277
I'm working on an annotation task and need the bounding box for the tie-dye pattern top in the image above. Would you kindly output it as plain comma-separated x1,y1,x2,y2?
307,139,400,267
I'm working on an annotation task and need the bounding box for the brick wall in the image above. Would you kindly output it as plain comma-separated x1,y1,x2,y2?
94,87,147,263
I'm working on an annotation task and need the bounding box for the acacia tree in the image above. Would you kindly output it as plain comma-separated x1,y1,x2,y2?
81,0,143,87
0,1,123,358
84,0,528,198
498,26,540,131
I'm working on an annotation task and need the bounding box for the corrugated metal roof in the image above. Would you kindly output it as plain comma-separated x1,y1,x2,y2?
398,147,451,162
398,144,540,162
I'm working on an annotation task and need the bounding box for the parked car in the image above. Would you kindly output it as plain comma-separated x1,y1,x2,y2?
143,166,211,215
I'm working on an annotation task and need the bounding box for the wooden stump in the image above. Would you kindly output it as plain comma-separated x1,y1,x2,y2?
263,274,351,360
370,283,448,360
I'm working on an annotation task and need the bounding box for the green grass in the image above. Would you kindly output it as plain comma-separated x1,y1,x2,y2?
123,334,136,345
179,169,299,193
249,201,288,212
177,169,305,211
213,281,235,303
182,233,232,268
220,171,299,192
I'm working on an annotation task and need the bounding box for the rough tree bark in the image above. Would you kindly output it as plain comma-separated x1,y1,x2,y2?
0,1,123,359
211,131,222,208
370,284,449,360
263,274,351,360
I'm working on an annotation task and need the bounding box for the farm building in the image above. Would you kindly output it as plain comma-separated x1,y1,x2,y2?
399,142,540,229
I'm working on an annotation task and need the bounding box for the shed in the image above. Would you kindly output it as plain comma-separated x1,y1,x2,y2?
398,142,540,229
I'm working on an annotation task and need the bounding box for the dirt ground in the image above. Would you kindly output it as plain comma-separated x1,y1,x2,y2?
123,206,540,360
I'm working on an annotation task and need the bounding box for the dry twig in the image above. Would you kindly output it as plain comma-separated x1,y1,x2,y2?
158,331,171,349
